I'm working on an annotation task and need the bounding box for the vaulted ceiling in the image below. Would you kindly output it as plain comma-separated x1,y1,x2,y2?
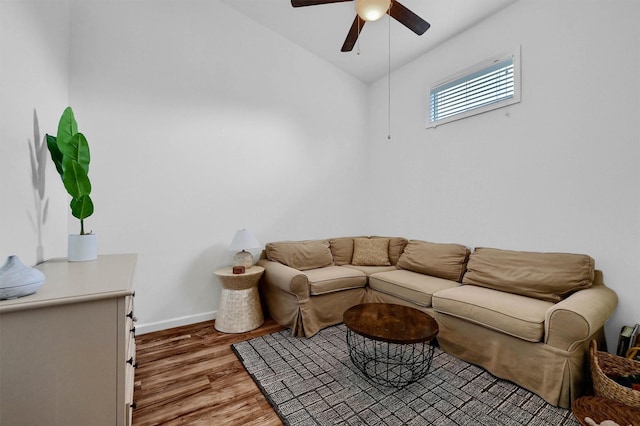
222,0,518,83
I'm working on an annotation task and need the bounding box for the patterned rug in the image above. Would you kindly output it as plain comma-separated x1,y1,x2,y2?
232,324,580,426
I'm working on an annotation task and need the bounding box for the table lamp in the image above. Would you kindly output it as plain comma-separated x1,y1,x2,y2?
228,228,262,268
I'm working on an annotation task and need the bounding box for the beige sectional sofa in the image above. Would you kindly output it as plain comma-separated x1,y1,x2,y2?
256,236,618,409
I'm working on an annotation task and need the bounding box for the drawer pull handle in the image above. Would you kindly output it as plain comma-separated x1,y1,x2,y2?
131,402,137,410
130,326,136,334
127,357,138,368
126,311,138,322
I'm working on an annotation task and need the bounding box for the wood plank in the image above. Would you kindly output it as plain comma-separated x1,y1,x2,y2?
132,319,285,426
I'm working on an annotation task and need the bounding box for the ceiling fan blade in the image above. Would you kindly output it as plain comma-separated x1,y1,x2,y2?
291,0,352,7
341,15,366,52
389,1,430,35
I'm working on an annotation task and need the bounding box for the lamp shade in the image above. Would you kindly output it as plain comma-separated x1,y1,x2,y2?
356,0,391,22
228,229,262,251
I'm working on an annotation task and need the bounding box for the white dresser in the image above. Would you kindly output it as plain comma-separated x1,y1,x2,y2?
0,254,137,426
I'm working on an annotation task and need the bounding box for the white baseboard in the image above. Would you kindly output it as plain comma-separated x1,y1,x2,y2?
136,311,217,335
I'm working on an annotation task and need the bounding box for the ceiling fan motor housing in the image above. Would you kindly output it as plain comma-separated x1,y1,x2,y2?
290,0,430,52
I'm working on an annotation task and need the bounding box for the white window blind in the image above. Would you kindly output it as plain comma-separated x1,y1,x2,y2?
428,49,520,127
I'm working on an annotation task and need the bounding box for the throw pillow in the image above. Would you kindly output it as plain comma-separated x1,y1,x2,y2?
329,236,367,266
371,236,408,265
351,238,391,266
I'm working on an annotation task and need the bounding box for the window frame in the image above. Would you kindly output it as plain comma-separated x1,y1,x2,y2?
427,47,521,128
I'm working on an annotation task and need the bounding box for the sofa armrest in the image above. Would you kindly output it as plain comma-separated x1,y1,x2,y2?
256,259,310,300
545,273,617,351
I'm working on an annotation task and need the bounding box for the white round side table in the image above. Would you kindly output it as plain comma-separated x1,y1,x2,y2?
214,265,265,333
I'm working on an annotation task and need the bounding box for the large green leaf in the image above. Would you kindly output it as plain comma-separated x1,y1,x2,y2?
56,106,77,146
62,159,91,198
70,194,94,221
49,107,95,230
46,134,64,176
58,132,90,174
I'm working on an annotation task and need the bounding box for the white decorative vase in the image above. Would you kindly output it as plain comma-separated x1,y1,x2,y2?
68,234,97,262
0,255,46,299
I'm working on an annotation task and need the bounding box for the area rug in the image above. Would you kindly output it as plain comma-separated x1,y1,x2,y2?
232,324,580,426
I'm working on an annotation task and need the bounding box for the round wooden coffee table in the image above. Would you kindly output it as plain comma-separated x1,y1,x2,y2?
343,303,439,388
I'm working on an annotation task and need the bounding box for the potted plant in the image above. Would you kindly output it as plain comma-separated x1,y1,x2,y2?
46,107,96,261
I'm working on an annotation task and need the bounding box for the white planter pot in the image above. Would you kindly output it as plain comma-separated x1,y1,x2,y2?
68,234,97,262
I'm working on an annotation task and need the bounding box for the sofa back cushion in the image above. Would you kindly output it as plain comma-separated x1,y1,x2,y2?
396,240,470,282
462,247,595,302
329,236,367,266
266,240,334,271
372,236,408,265
329,236,408,266
351,238,391,266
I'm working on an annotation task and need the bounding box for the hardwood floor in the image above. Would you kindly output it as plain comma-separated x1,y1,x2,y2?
132,319,285,425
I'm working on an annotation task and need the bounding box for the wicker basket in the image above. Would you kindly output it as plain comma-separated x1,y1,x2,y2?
590,340,640,409
572,396,640,426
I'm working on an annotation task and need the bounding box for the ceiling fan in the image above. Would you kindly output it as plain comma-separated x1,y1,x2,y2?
291,0,430,52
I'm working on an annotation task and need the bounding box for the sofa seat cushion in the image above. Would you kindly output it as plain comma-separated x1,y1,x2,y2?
369,269,459,308
397,240,470,282
433,285,554,342
463,247,595,302
343,264,398,276
304,266,367,295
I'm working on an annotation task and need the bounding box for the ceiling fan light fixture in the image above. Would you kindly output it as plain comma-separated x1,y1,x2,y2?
355,0,391,22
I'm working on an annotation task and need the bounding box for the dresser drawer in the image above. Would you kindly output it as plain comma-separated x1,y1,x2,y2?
124,293,137,426
125,335,136,425
125,294,136,354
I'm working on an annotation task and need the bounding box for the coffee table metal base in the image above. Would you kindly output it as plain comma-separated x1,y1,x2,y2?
346,327,435,388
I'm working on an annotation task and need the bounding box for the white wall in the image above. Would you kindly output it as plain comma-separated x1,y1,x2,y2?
67,0,369,332
0,1,69,267
366,0,640,349
3,0,636,346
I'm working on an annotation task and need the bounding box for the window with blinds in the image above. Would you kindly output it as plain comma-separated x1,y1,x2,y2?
428,48,520,128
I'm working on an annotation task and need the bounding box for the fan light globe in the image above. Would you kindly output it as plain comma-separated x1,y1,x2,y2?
356,0,391,21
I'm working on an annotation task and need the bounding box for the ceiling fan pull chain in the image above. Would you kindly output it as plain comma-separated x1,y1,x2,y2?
357,17,361,55
387,6,392,140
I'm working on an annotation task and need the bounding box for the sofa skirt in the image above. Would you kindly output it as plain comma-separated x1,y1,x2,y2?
435,313,606,408
262,282,367,338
